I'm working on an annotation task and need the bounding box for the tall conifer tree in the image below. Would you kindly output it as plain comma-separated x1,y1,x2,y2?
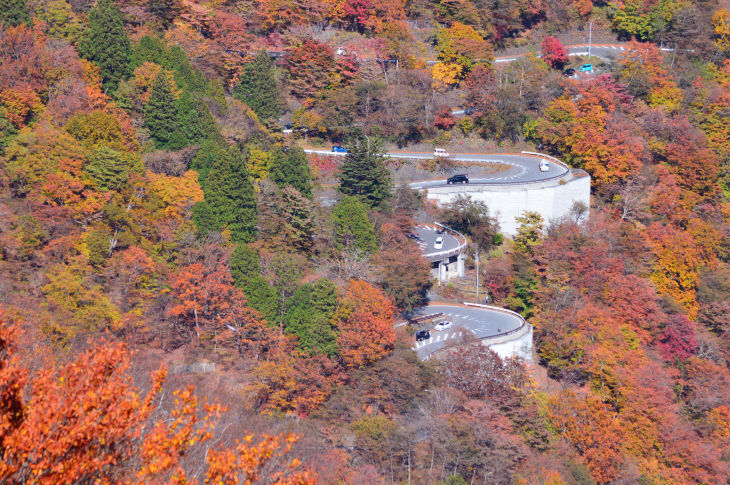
233,51,282,127
205,149,258,243
271,147,312,198
176,90,218,146
78,0,131,90
337,134,392,208
144,71,180,149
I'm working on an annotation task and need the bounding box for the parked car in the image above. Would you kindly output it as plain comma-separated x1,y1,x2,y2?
578,63,593,73
416,330,431,341
332,146,347,153
434,237,444,249
434,321,453,331
562,68,575,77
446,174,469,184
539,159,550,172
434,147,450,158
282,123,293,133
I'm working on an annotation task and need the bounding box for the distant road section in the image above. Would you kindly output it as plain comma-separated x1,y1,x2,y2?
303,149,590,236
495,43,626,63
303,150,568,185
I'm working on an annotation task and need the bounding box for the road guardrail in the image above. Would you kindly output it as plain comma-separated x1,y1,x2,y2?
423,222,468,260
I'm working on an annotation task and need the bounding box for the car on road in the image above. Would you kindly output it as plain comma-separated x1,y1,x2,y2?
434,237,444,249
332,146,347,153
282,123,293,133
446,174,469,184
434,321,453,331
578,63,593,73
539,159,550,172
562,68,576,77
434,148,450,158
415,330,431,341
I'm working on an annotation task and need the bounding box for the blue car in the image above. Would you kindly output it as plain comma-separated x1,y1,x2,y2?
578,63,593,73
332,146,347,153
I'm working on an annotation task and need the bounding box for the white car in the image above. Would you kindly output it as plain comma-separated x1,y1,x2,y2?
434,321,453,331
434,237,444,249
539,159,550,172
434,148,450,158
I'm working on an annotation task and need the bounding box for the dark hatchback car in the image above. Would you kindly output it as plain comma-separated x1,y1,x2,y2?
416,330,431,341
447,174,469,184
562,68,576,77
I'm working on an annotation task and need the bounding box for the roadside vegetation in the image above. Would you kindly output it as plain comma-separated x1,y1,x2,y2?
0,0,729,483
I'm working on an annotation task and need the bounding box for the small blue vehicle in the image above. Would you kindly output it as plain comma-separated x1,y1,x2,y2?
578,63,593,73
332,146,347,153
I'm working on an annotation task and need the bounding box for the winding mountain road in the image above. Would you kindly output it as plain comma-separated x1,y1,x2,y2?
303,149,570,186
494,43,626,63
402,303,527,360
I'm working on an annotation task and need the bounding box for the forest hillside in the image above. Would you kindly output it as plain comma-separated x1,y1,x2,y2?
0,0,729,483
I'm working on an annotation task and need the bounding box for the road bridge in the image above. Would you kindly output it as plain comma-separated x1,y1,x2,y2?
402,303,532,361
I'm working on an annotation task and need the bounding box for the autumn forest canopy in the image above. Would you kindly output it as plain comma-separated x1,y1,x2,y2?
0,0,729,483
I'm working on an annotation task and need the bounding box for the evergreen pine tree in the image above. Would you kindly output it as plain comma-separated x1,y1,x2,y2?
191,201,219,237
129,36,170,71
331,196,377,254
129,37,206,93
190,139,226,189
232,51,282,127
0,0,30,26
337,134,392,207
144,71,180,149
271,146,313,198
205,149,258,243
283,279,338,356
230,244,279,323
176,90,218,146
77,0,131,90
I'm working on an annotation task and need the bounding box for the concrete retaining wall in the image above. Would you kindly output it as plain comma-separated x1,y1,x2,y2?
423,170,591,236
485,324,533,362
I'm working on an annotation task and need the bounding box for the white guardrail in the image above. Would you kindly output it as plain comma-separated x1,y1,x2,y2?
423,222,468,260
421,303,529,360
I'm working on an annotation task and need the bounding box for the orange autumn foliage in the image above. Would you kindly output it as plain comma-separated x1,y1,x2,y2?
0,310,315,484
0,84,44,127
336,279,396,368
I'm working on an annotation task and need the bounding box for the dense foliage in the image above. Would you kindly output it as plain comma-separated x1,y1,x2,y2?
1,0,729,482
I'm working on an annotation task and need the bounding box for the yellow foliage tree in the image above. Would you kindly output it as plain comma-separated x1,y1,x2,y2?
713,8,730,53
432,62,463,88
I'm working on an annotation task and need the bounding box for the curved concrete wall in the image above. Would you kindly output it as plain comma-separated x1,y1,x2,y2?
423,170,591,236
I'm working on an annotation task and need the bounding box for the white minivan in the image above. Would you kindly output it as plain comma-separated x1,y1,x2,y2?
539,159,550,172
434,148,450,158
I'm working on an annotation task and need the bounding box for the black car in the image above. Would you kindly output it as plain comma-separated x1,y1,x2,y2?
562,68,576,77
447,174,469,184
416,330,431,341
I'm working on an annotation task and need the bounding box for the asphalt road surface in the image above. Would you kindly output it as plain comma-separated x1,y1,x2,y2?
413,224,462,258
494,43,626,63
405,152,567,187
404,304,524,359
303,150,568,186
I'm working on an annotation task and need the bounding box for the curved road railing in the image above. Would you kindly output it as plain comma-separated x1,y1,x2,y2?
410,151,572,188
423,222,468,260
304,148,577,188
406,303,529,360
420,303,529,360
